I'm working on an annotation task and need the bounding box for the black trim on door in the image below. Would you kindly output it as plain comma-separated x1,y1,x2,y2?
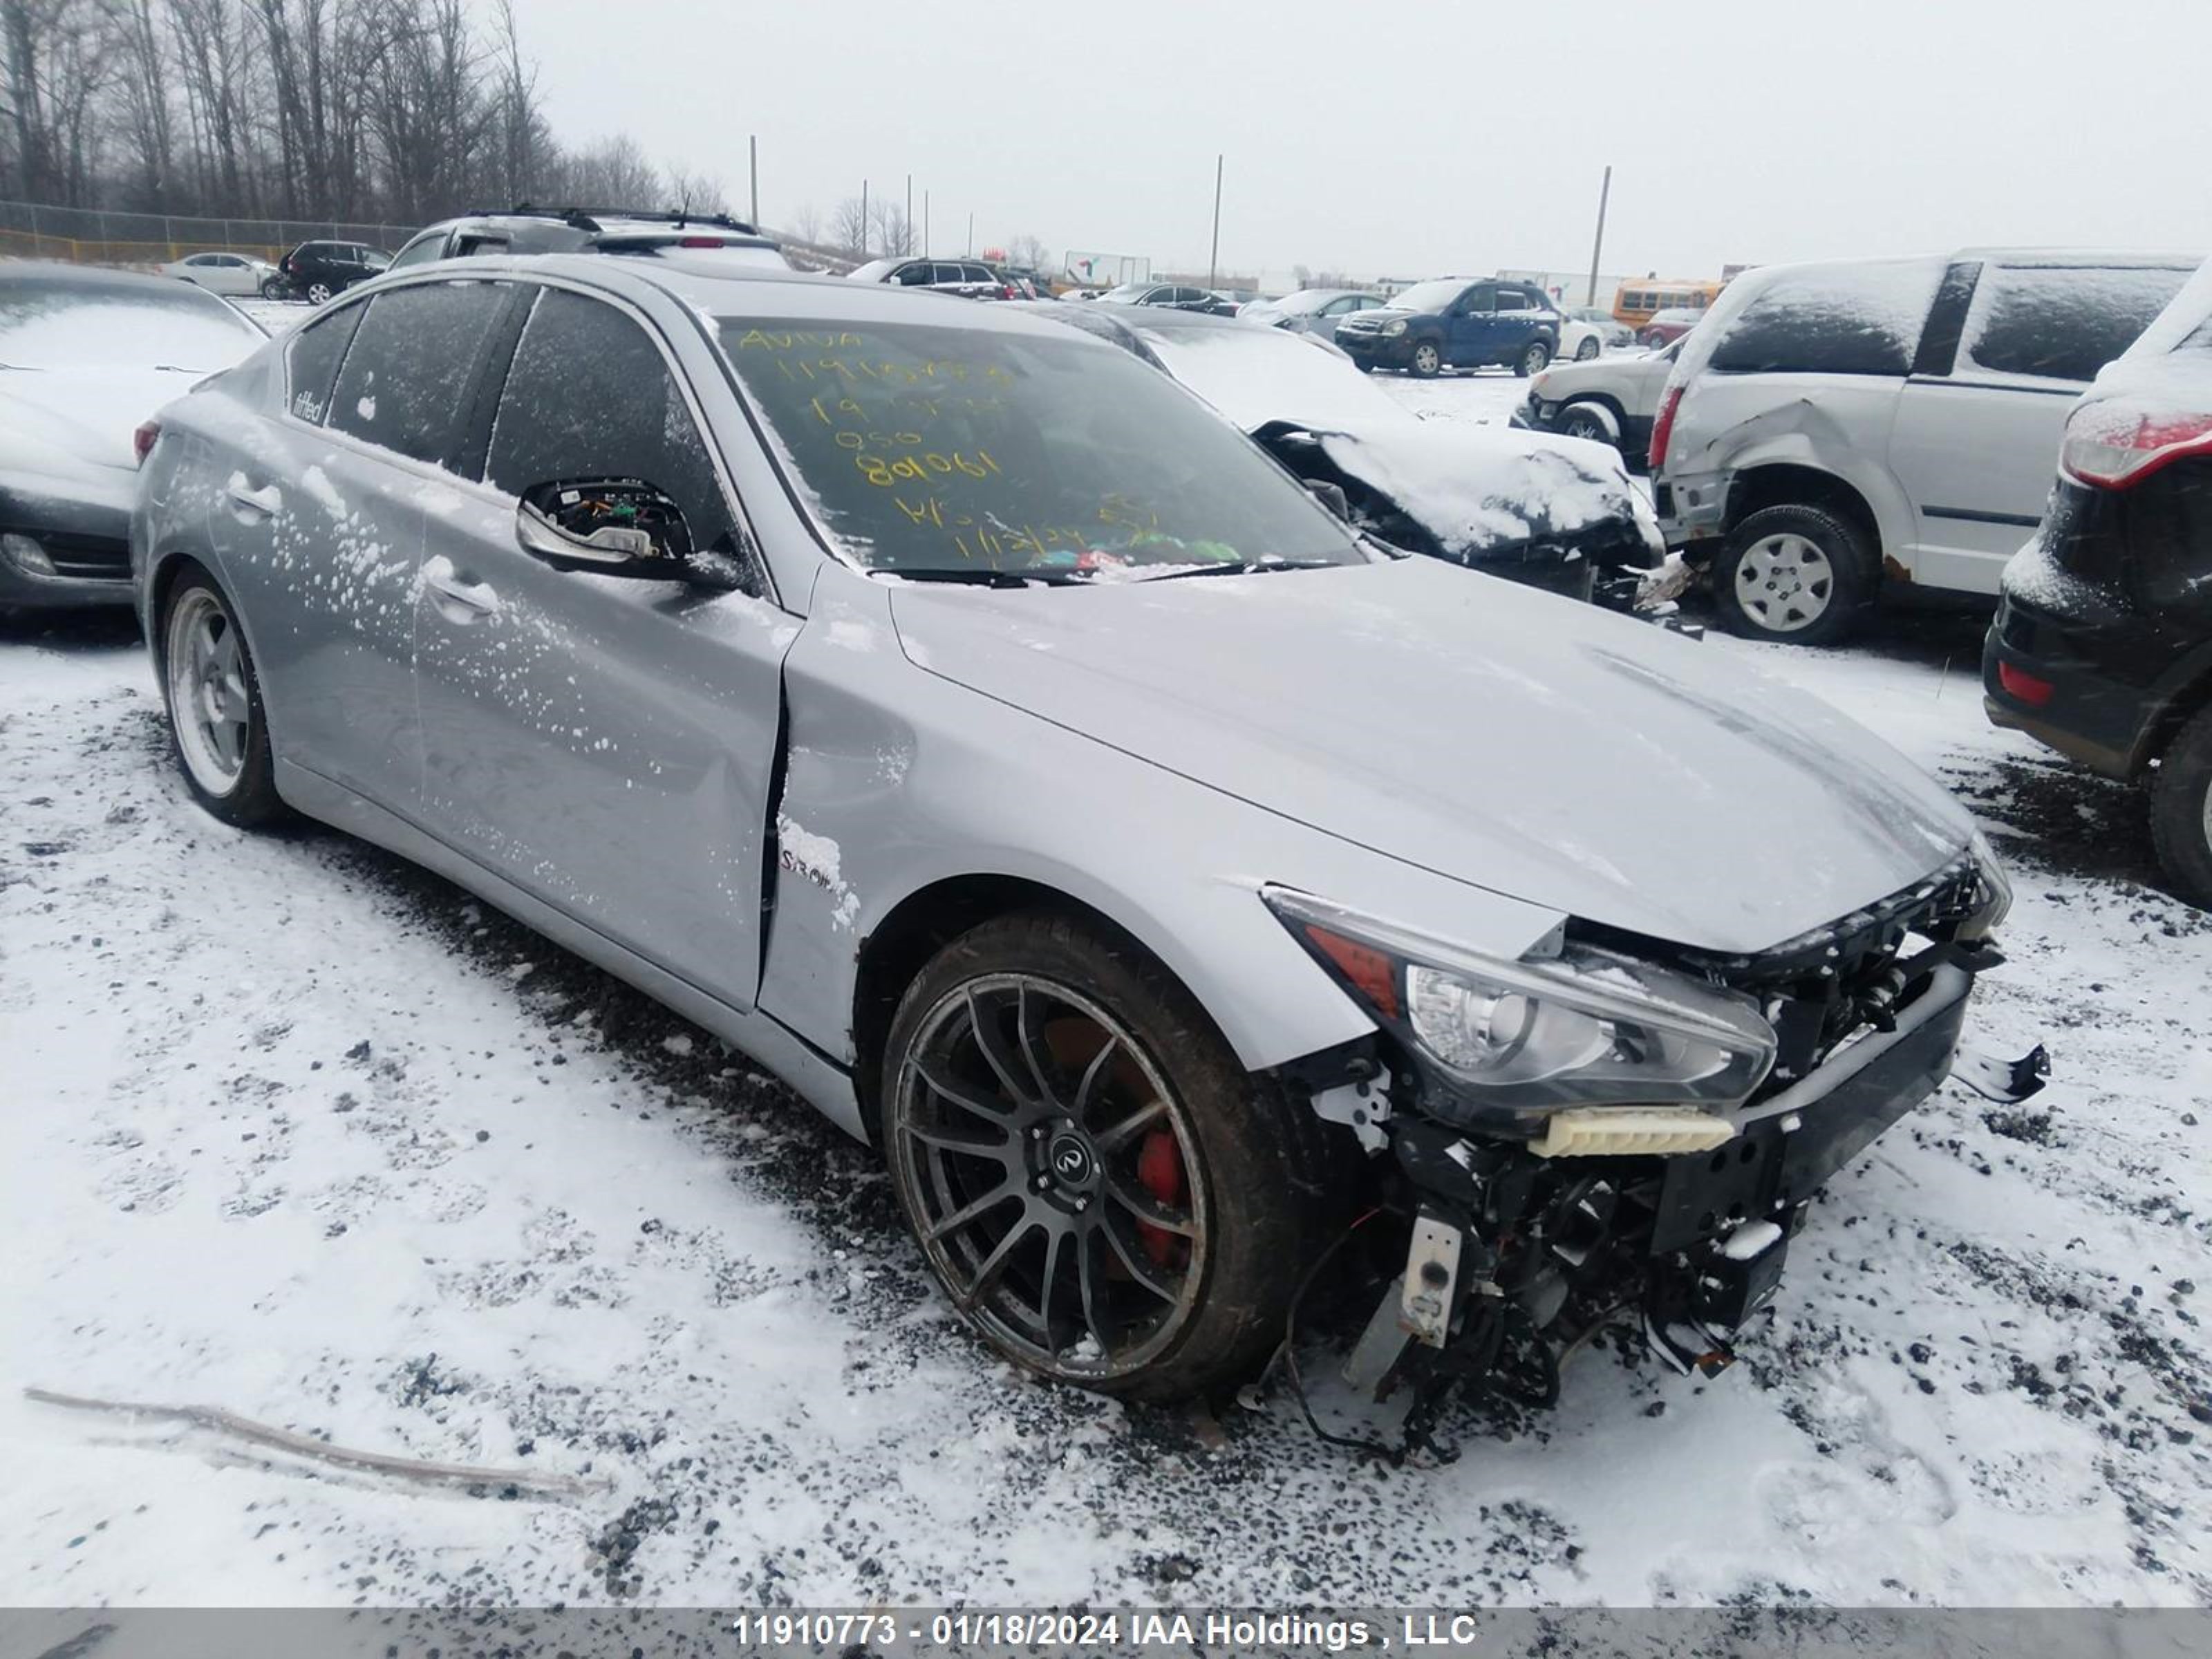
1922,505,2043,527
1904,376,2084,397
1910,261,1982,378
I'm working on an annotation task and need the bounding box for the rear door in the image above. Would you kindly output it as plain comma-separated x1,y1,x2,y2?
1888,260,2190,591
409,281,791,1006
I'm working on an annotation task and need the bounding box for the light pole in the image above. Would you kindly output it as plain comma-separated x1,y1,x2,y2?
1586,164,1612,309
1207,153,1224,289
749,135,758,227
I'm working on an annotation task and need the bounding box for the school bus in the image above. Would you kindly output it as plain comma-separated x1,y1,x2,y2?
1611,279,1725,329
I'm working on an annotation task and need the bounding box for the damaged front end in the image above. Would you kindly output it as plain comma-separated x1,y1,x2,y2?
1264,848,2047,1426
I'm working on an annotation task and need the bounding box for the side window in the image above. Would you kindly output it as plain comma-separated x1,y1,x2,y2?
935,263,968,286
1964,266,2190,383
328,281,511,465
1707,263,1944,377
283,300,367,424
894,263,932,286
485,288,737,565
964,264,995,285
1455,285,1495,314
386,232,448,272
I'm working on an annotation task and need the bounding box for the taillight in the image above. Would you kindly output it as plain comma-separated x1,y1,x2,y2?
1997,660,2055,707
2059,399,2212,491
1649,384,1683,471
1002,285,1018,300
133,419,160,467
677,236,722,248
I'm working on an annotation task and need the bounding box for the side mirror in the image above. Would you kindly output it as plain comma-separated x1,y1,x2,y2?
516,478,693,579
1304,480,1351,521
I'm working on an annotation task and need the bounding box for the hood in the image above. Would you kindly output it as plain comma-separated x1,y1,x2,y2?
886,556,1971,955
1310,425,1664,563
1337,307,1414,328
0,366,201,476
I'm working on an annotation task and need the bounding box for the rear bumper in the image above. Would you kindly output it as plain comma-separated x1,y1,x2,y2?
1654,467,1729,548
1982,592,2157,778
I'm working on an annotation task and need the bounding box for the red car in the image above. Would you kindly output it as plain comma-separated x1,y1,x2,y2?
1640,306,1704,348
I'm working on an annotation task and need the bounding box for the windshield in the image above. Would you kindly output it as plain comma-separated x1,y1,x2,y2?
0,277,263,371
1385,279,1468,315
717,316,1365,577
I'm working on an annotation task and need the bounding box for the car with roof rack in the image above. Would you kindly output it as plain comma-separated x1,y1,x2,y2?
131,253,2043,1409
384,207,788,274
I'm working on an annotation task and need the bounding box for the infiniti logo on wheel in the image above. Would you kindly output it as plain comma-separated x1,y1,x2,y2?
1047,1133,1094,1184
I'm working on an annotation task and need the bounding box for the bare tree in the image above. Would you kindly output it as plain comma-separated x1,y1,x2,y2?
829,194,868,258
785,200,822,245
868,199,912,259
1004,232,1052,272
662,164,727,216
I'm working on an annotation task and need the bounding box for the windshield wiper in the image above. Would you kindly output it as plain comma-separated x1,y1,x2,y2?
877,566,1088,588
1136,558,1341,582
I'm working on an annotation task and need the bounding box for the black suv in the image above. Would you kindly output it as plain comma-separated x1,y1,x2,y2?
1334,276,1562,378
1984,263,2212,903
274,240,389,303
386,207,786,274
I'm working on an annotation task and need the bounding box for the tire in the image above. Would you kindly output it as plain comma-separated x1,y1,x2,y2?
305,281,332,305
1642,330,1664,349
259,276,286,301
1556,401,1620,447
1713,503,1877,646
2150,704,2212,908
1408,339,1442,378
1575,336,1601,361
1515,340,1552,377
879,910,1341,1401
158,567,285,827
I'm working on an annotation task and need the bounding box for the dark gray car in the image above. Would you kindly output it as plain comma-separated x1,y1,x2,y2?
133,257,2039,1406
1,261,263,611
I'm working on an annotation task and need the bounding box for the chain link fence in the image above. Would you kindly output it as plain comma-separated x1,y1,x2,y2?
0,198,420,269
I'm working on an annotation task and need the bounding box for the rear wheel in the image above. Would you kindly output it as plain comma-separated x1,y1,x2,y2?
1516,340,1552,377
1712,503,1876,646
2150,705,2212,908
159,568,284,826
880,911,1339,1400
1408,339,1442,378
305,280,332,305
259,276,285,301
1575,335,1601,361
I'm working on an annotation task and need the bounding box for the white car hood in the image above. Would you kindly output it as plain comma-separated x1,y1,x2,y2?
888,556,1971,955
0,366,198,478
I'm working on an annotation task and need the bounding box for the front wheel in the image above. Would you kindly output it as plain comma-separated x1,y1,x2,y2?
1712,503,1876,646
159,568,285,826
1556,401,1620,447
1575,335,1601,361
259,276,286,301
1516,340,1552,377
1407,339,1442,378
2150,706,2212,908
880,912,1340,1400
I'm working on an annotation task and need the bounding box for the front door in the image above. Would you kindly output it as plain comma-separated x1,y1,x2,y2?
411,283,794,1008
1443,282,1498,367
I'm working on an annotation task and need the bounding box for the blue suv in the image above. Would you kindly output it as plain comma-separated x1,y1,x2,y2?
1334,276,1562,378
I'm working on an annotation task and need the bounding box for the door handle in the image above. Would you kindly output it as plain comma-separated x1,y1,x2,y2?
225,474,282,519
422,555,500,619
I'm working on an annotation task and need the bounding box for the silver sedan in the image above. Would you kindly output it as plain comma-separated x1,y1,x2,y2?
133,257,2033,1404
158,250,280,297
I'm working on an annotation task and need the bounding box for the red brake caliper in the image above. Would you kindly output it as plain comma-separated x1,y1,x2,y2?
1134,1127,1187,1267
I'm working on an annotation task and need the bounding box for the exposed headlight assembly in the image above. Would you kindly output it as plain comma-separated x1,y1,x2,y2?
1960,828,2013,942
1264,888,1776,1135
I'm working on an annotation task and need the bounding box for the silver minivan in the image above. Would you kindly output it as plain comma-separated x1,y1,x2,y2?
1654,250,2197,641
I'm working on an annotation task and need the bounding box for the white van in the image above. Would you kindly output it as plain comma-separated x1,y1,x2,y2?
1652,250,2196,641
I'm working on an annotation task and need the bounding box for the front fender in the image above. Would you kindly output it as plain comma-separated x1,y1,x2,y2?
756,567,1567,1077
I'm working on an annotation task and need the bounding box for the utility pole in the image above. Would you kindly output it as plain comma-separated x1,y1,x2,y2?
748,135,758,227
861,180,869,257
924,189,930,257
1586,164,1612,308
1207,153,1224,288
905,174,912,254
966,212,973,256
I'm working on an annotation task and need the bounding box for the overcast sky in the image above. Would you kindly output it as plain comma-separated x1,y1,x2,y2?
519,0,2210,288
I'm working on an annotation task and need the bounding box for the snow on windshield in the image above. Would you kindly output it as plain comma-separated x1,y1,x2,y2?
0,276,262,371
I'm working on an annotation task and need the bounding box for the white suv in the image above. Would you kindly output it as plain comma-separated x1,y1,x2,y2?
1653,250,2196,641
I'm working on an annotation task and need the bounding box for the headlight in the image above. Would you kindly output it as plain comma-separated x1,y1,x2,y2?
1960,828,2012,941
1264,888,1776,1132
1381,319,1407,337
2,532,55,577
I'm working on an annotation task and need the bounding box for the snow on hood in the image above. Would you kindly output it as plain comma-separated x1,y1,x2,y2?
1132,324,1656,557
0,366,203,476
887,555,1971,955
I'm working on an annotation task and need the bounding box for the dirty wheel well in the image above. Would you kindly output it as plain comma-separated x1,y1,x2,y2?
146,552,211,645
851,877,1159,1142
1724,466,1883,572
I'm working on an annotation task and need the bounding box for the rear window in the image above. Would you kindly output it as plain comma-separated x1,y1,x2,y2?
328,281,509,465
1963,265,2191,382
285,301,366,422
1706,261,1943,377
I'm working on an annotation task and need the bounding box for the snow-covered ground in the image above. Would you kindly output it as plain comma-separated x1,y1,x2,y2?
3,364,2209,1613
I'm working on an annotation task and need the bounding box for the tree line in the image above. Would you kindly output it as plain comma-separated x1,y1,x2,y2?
0,0,728,226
